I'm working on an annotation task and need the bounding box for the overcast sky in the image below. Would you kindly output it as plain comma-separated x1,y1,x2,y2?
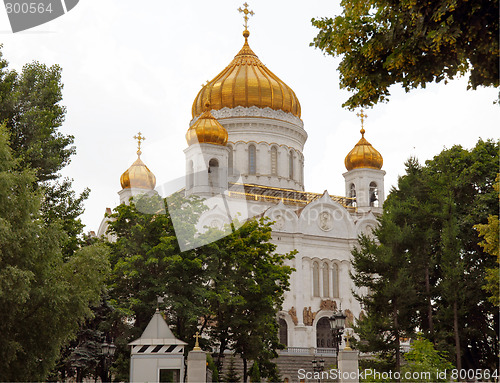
1,0,498,231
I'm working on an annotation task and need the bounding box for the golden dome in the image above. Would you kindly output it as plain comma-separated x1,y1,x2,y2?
192,30,301,119
120,153,156,189
345,128,383,171
121,133,156,190
120,144,156,190
186,102,228,146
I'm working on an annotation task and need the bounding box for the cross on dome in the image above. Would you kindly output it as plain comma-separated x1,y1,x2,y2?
133,132,145,154
238,2,254,31
356,109,367,136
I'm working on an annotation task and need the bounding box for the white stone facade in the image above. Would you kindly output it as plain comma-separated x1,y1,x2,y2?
184,105,385,351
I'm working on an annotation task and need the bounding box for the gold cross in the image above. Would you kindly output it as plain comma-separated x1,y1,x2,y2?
356,109,367,136
193,331,201,350
133,132,145,152
344,331,353,351
238,2,254,30
356,109,367,128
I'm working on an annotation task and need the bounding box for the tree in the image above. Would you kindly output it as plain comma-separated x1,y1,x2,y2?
203,218,294,382
352,229,418,372
222,356,241,383
249,361,261,383
475,176,499,306
0,47,73,182
401,336,454,382
107,193,208,335
105,195,294,381
0,125,110,381
207,353,220,382
426,140,498,371
0,45,88,258
352,139,499,373
311,0,499,109
103,193,209,378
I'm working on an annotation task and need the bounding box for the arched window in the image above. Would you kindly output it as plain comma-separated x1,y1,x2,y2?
271,146,278,176
187,160,194,189
332,263,339,298
369,182,378,207
316,317,334,348
313,262,320,297
323,263,329,297
228,144,233,175
209,158,219,187
289,150,294,179
350,183,357,207
248,144,256,175
279,318,288,346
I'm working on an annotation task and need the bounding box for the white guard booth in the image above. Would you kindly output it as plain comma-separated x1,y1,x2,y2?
129,309,187,383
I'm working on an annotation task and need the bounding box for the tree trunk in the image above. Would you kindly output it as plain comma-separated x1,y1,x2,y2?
243,357,248,383
453,300,462,375
425,267,434,335
393,304,401,382
216,336,227,372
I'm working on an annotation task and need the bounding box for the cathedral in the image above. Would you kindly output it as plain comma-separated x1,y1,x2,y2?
97,4,385,365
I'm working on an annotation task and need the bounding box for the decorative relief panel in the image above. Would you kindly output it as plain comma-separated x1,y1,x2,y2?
303,306,317,326
274,214,285,230
288,307,298,325
318,211,333,232
320,299,337,312
345,309,355,328
210,106,304,127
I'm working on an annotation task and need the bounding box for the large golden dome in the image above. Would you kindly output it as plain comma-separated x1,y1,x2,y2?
192,30,301,119
345,128,383,171
186,102,228,146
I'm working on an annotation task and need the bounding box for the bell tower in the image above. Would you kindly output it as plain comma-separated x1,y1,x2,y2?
184,102,230,197
343,110,385,212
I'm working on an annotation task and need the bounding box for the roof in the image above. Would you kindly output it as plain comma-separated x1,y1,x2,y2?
128,309,187,346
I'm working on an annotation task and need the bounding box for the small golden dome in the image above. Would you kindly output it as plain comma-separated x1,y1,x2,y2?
120,133,156,190
192,30,301,119
345,128,383,171
120,152,156,190
186,102,228,146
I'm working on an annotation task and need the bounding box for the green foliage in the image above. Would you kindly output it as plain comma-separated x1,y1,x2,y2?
475,176,499,306
207,353,219,382
0,45,87,259
401,337,454,382
0,47,73,181
222,356,241,383
352,230,418,369
105,195,294,380
203,217,294,382
41,178,90,259
107,193,208,336
352,139,499,371
311,0,499,109
0,125,110,380
249,361,261,383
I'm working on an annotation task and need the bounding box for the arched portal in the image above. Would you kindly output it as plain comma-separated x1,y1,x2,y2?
279,318,288,346
316,317,334,348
